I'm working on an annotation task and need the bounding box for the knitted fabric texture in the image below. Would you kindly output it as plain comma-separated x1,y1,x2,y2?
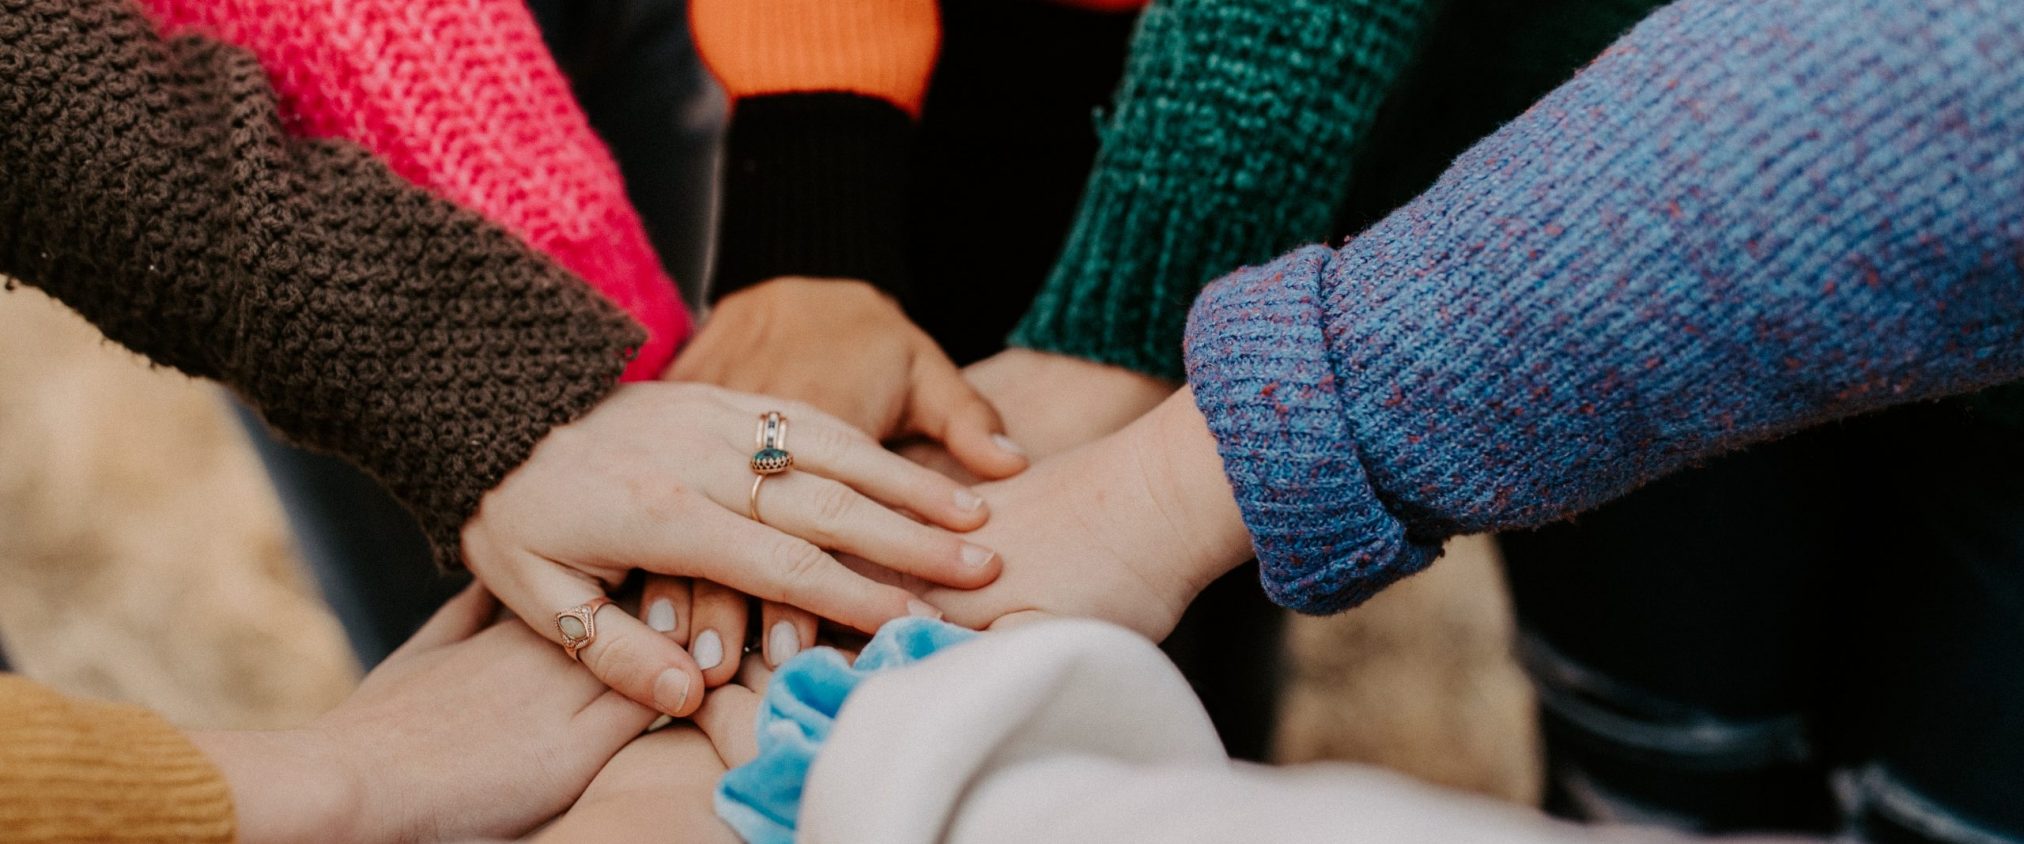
1184,0,2024,613
1010,0,1434,380
0,0,643,567
0,677,234,844
139,0,688,380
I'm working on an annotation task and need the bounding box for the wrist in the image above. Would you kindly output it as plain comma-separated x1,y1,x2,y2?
189,728,363,844
1126,389,1254,594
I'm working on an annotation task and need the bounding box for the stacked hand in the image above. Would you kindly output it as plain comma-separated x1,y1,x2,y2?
640,277,1030,690
460,381,1003,717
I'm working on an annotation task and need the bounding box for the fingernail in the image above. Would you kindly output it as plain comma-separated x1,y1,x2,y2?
991,433,1026,456
954,488,986,512
767,621,800,666
961,543,996,569
646,598,677,633
905,599,944,620
693,629,724,671
653,668,691,716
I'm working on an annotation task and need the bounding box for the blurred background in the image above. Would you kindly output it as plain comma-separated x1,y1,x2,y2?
0,281,1540,802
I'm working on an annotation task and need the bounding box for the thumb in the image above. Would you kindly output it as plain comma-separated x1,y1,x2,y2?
906,358,1028,480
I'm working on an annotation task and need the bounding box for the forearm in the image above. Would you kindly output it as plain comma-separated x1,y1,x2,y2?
1010,0,1436,380
1185,0,2024,613
0,0,641,565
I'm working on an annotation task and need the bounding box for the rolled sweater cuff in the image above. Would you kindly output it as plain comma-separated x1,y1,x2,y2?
1187,0,2024,614
710,93,915,301
1184,246,1440,614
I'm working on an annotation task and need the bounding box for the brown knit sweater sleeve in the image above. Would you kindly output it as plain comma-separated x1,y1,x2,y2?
0,0,644,564
0,676,234,844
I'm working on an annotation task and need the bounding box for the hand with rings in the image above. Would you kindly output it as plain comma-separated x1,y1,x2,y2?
461,382,1003,717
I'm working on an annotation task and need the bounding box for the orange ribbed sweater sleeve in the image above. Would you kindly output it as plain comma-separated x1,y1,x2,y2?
691,0,940,115
0,677,234,844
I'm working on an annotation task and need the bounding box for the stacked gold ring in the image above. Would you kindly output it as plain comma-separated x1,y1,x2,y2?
748,411,792,522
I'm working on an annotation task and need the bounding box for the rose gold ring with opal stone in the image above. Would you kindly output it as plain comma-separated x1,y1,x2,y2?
555,596,614,662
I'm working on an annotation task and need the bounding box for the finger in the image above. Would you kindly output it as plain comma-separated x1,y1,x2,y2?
492,558,705,717
391,580,495,655
662,506,940,635
752,471,1001,589
906,359,1027,481
640,575,692,643
692,684,764,768
785,415,992,531
733,657,775,693
759,601,817,668
573,687,660,745
688,580,748,688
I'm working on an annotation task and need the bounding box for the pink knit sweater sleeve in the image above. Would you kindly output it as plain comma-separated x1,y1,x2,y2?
140,0,690,380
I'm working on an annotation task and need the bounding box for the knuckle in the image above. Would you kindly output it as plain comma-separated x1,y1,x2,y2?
772,539,833,596
809,480,858,525
801,420,860,458
587,631,652,690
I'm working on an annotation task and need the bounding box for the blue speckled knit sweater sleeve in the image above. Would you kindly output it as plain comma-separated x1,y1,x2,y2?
1184,0,2024,614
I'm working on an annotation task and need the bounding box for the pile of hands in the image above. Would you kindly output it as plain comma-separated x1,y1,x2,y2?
217,279,1254,842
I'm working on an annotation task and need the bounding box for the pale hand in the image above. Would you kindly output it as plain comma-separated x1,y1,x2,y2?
461,382,1000,717
668,277,1027,478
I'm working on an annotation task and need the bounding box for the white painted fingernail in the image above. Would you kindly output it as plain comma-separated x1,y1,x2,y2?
906,599,943,620
768,621,800,666
991,434,1026,456
646,598,677,633
693,629,724,670
954,488,985,511
961,543,996,569
653,668,691,716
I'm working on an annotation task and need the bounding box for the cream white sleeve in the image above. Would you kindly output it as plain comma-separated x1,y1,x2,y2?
801,619,1795,844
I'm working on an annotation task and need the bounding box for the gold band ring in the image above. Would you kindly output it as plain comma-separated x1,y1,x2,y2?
750,411,793,475
555,596,614,662
749,412,791,524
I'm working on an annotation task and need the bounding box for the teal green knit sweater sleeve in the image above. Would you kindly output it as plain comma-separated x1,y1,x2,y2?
1007,0,1436,381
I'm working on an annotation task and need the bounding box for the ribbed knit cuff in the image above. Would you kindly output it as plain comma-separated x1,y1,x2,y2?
1182,246,1439,614
710,93,915,301
0,677,235,844
1009,0,1435,382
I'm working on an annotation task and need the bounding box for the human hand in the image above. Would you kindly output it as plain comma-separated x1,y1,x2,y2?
898,348,1175,484
919,390,1255,640
668,278,1027,477
963,348,1178,461
527,726,740,844
192,585,659,844
461,382,1002,717
659,279,1026,681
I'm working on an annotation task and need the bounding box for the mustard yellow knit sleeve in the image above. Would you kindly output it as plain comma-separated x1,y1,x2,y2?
0,676,234,844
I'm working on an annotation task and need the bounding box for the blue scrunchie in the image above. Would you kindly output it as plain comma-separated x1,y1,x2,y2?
713,617,977,843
